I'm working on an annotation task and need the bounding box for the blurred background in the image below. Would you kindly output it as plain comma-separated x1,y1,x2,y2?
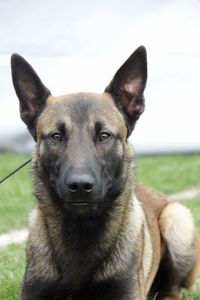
1,2,200,299
1,0,200,154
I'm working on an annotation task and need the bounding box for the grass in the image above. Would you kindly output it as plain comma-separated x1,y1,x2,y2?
0,243,25,300
183,195,200,228
0,151,200,299
136,153,200,194
183,281,200,300
0,152,33,233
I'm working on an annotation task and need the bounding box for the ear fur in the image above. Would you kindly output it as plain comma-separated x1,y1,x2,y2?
11,54,51,140
105,46,147,135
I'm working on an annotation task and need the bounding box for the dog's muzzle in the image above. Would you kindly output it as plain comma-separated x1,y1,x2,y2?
55,168,100,212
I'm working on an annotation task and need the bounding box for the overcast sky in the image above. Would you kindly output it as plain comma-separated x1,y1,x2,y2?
0,0,200,153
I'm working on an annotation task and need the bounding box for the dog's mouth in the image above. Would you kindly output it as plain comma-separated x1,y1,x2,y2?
70,201,90,207
64,199,99,214
67,200,96,209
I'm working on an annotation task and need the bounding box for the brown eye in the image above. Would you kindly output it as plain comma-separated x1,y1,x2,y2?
51,133,62,142
98,132,111,142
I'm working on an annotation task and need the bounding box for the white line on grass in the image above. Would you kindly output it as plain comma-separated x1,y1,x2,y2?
169,187,200,201
0,229,28,249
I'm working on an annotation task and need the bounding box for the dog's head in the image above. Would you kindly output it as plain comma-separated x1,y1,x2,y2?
11,46,147,215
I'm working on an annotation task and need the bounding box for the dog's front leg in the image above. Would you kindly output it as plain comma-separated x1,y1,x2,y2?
18,278,71,300
82,277,146,300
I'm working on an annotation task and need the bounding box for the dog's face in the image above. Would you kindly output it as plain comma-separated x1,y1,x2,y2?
11,46,147,215
35,93,129,214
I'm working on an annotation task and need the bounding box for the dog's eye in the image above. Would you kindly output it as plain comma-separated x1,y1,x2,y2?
51,133,62,142
98,132,111,142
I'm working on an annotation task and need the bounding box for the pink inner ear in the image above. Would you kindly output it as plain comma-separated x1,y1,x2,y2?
120,94,137,116
119,77,142,116
120,77,142,96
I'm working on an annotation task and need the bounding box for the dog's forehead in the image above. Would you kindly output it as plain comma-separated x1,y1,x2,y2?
38,92,126,134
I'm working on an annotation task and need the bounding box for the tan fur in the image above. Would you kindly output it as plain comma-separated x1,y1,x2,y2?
184,233,200,288
136,184,200,298
95,195,145,281
26,206,60,281
159,202,195,254
159,202,200,295
136,184,167,290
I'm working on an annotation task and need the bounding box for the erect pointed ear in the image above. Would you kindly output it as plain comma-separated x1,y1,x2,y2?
105,46,147,136
11,54,51,140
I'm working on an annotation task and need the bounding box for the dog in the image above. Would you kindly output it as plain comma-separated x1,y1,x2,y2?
11,46,200,300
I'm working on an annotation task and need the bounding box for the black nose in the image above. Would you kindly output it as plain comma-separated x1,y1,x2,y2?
66,174,95,193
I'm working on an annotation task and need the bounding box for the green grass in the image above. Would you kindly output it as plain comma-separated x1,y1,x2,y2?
0,243,26,300
0,152,33,233
0,152,200,299
183,276,200,299
183,195,200,228
136,153,200,194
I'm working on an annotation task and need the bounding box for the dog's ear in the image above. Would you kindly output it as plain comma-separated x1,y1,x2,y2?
11,54,51,140
105,46,147,136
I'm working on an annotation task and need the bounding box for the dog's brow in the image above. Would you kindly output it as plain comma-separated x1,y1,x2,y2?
39,122,67,139
57,122,66,135
94,121,105,133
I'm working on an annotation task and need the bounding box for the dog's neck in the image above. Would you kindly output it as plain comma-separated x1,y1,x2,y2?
33,168,137,287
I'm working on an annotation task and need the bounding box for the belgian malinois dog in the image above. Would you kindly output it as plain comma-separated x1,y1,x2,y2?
11,46,200,300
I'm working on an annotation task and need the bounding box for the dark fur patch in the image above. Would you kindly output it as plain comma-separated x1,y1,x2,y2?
21,271,136,300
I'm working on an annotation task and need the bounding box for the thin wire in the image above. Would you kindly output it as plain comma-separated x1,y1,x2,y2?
0,159,31,184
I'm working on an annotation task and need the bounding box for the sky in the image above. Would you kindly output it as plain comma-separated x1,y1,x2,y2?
0,0,200,153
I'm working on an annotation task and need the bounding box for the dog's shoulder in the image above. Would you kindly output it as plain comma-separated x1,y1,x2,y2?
135,183,167,219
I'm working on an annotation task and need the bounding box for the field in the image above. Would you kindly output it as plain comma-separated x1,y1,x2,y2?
0,152,200,299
